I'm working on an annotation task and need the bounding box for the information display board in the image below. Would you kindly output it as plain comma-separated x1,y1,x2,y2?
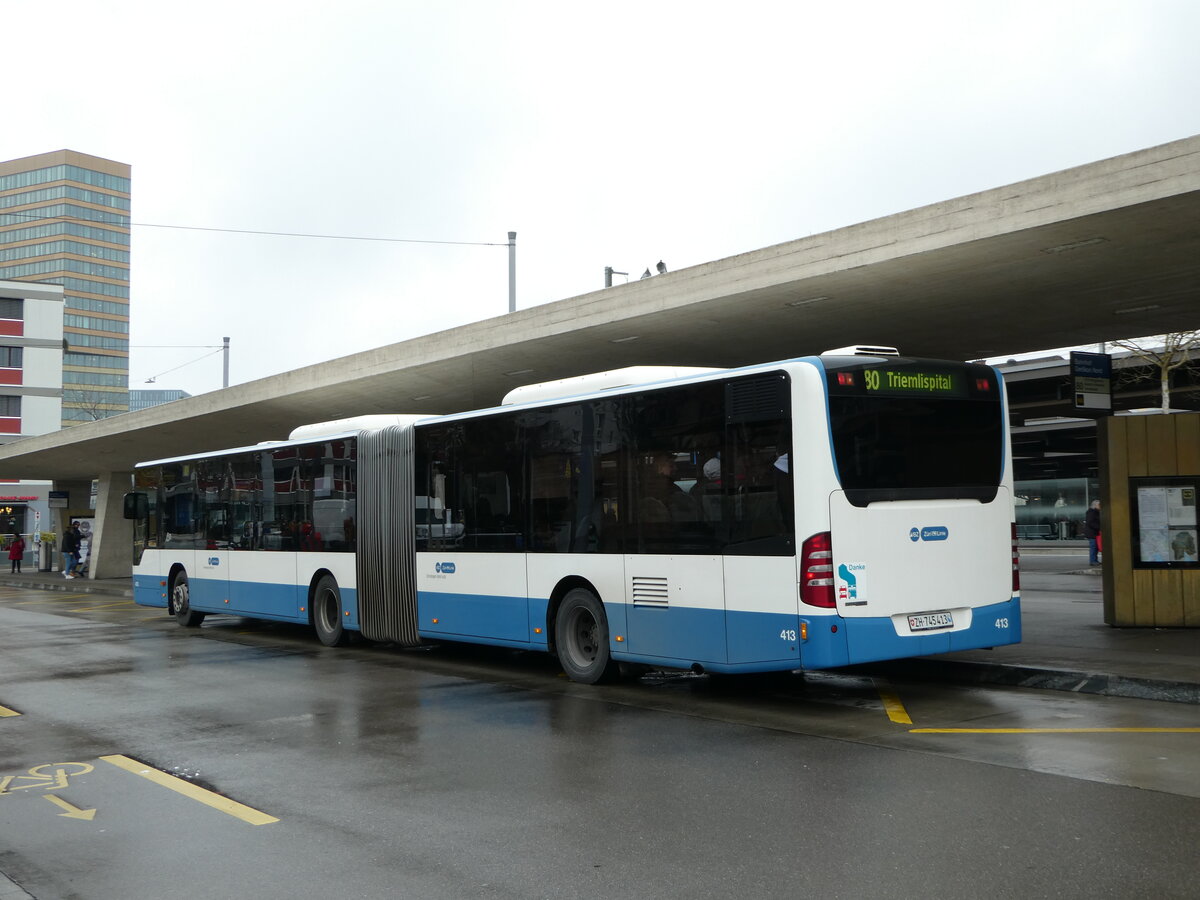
1130,476,1199,567
1071,350,1112,413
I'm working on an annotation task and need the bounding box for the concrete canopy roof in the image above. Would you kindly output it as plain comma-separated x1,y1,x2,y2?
3,134,1198,481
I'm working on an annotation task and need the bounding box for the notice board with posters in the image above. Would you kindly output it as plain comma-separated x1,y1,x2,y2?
1099,412,1200,627
1130,477,1199,567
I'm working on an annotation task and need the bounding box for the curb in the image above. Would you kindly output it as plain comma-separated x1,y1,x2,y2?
874,657,1200,706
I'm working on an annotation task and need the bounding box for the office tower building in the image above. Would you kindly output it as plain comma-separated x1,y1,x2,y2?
0,150,130,425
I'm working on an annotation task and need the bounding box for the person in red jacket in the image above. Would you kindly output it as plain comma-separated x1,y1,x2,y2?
8,534,26,574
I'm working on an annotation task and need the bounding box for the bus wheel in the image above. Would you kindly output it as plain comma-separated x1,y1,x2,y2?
313,575,347,647
172,572,205,627
555,588,619,684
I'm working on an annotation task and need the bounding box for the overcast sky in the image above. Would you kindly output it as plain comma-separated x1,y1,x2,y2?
4,1,1199,396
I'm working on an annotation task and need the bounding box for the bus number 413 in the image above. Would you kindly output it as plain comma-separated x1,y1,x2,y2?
780,629,798,641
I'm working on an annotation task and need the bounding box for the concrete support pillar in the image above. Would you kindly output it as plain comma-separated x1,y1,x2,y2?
91,472,134,580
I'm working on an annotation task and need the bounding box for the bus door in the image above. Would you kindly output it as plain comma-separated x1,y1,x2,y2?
827,490,1013,655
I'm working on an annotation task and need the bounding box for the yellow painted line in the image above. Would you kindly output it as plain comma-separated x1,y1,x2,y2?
14,594,92,605
911,727,1200,734
874,679,913,725
0,705,20,717
44,793,97,821
100,754,279,825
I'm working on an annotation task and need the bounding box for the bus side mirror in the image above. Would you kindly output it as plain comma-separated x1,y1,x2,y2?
123,492,148,520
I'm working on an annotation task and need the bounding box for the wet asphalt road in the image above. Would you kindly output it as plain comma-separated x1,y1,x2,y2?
1,580,1198,900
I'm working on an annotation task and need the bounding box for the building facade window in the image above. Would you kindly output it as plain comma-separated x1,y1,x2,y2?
0,298,23,320
0,258,128,281
66,334,129,351
0,164,130,193
60,278,129,299
0,222,131,246
64,352,127,369
64,314,130,334
63,371,128,387
0,347,23,368
0,240,130,264
0,185,130,210
0,203,129,227
0,396,21,417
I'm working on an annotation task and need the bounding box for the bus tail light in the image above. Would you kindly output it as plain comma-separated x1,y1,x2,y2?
801,532,836,608
1011,523,1020,593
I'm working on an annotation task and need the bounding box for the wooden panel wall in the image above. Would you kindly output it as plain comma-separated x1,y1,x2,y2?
1100,413,1200,627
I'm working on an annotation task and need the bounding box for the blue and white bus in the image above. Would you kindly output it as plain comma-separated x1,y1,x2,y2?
125,346,1021,683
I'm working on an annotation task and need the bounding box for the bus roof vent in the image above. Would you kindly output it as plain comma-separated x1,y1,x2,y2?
502,366,722,406
288,414,428,441
820,344,900,357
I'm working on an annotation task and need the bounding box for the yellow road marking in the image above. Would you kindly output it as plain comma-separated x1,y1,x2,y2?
100,754,278,825
0,705,19,717
874,679,913,725
13,595,92,605
911,727,1200,734
44,793,97,820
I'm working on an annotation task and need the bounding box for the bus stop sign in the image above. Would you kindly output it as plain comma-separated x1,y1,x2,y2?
1071,350,1112,413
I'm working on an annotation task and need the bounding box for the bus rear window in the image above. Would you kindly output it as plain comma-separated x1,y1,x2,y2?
825,360,1003,504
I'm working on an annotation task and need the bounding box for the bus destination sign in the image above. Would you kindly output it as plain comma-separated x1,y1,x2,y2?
862,368,965,397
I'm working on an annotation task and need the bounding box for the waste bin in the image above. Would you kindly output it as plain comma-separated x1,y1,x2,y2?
39,539,55,572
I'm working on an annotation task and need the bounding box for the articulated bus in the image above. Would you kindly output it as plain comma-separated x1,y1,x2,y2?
125,346,1021,683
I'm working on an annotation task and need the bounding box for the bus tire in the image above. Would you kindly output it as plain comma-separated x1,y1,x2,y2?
313,575,347,647
171,571,205,627
555,588,619,684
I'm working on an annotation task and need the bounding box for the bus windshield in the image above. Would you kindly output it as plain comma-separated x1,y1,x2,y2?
824,358,1004,505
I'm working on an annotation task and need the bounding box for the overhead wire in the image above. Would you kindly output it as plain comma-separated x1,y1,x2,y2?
142,348,224,383
0,209,506,247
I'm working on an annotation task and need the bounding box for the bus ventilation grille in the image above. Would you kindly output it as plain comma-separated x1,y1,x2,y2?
632,576,669,607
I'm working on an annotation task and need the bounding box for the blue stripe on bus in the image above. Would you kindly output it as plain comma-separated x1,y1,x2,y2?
132,579,168,608
415,592,1020,673
140,577,1018,673
134,575,360,629
417,590,544,645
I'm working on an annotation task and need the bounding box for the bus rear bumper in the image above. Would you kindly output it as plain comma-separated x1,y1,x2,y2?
829,596,1022,667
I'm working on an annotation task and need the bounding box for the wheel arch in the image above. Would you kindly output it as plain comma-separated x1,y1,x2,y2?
167,563,188,614
545,575,603,655
305,567,338,627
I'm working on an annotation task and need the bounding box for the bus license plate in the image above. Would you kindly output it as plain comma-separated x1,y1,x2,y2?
908,611,954,632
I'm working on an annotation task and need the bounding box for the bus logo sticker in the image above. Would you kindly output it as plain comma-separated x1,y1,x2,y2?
837,563,866,605
911,526,949,542
435,562,456,574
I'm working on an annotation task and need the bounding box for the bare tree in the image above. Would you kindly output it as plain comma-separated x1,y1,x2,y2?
1110,331,1200,412
62,388,128,422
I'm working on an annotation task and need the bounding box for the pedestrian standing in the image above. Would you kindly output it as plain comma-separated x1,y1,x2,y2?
1084,500,1102,566
62,521,81,579
8,533,25,573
